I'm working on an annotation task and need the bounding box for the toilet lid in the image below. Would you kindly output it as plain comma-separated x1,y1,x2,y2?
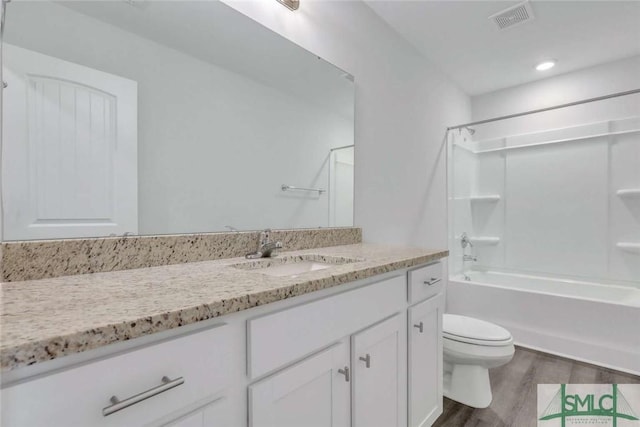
443,314,512,343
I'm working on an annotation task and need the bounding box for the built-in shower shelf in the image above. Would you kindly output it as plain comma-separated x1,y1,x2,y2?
616,189,640,198
469,237,500,246
616,242,640,253
469,195,501,202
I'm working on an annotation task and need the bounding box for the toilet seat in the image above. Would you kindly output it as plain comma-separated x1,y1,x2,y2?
444,314,512,347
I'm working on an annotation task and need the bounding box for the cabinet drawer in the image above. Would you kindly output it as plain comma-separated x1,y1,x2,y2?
1,324,231,427
248,274,405,379
408,262,443,304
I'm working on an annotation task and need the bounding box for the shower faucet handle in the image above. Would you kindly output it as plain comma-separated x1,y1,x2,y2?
460,232,473,249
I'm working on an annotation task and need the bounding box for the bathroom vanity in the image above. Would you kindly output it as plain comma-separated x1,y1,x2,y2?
0,3,448,424
0,243,447,427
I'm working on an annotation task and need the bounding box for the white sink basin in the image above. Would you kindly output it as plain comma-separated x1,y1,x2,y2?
232,254,362,278
254,261,333,277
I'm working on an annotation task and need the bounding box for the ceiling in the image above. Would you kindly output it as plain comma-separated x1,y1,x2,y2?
366,0,640,95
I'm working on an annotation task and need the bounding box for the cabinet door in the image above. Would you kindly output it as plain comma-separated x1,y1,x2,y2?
249,342,350,427
352,313,406,427
165,411,206,427
157,397,229,427
408,294,444,427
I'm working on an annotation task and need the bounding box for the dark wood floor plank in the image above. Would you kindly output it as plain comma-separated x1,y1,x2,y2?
432,346,640,427
494,350,537,427
568,360,599,383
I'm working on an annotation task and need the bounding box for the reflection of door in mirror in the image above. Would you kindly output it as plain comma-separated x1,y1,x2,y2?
2,44,138,240
328,146,354,227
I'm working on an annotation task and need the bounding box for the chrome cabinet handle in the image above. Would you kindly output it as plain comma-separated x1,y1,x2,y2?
359,354,371,368
414,322,424,333
423,277,441,286
338,366,350,382
102,376,184,417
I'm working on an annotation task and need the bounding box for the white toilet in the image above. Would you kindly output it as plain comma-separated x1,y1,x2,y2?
442,314,515,409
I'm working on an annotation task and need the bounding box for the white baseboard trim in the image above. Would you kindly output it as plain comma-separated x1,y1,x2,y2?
503,322,640,377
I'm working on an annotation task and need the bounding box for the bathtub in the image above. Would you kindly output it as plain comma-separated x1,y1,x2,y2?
446,271,640,375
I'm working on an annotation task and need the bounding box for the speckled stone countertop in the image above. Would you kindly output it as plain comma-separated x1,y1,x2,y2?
1,227,362,282
0,244,447,372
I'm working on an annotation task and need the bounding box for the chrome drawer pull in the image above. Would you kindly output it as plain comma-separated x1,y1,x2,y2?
423,277,441,286
359,354,371,368
338,366,350,382
102,376,184,417
414,322,424,333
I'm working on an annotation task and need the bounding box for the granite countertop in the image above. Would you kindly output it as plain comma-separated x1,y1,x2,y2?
0,243,447,372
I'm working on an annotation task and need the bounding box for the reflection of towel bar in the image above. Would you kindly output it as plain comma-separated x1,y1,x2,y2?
281,184,325,195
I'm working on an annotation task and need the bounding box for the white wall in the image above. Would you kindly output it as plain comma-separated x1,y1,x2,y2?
4,1,354,234
452,56,640,284
220,0,471,248
472,55,640,134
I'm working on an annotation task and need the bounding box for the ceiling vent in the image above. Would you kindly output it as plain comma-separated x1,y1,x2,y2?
489,1,535,30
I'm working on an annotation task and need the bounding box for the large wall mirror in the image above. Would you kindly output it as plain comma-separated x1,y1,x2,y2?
1,1,355,241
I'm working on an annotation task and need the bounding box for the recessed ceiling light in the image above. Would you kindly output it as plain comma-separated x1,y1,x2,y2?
536,60,556,71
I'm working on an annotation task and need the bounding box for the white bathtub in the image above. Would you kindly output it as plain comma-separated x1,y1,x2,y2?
447,271,640,375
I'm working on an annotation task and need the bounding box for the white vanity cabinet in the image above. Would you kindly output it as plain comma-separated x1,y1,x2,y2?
1,259,446,427
247,262,444,427
247,275,406,427
248,314,408,427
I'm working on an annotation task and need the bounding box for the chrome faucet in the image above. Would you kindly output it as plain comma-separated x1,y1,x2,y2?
246,229,283,259
460,232,473,249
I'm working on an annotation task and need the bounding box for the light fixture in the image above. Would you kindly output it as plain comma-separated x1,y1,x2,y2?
276,0,299,10
535,60,556,71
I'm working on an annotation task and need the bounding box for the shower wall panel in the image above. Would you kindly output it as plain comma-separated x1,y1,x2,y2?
504,139,609,279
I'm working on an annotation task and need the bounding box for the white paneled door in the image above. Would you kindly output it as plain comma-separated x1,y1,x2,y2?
2,44,137,240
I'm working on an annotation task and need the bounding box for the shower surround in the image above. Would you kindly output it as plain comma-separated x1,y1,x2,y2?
448,109,640,374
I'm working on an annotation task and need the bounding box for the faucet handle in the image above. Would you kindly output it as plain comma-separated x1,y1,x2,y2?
460,232,473,249
259,229,272,247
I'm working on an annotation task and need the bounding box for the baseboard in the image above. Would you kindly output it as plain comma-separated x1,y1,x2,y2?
501,322,640,377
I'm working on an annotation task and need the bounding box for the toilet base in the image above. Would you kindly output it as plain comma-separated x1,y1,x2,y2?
444,363,492,408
